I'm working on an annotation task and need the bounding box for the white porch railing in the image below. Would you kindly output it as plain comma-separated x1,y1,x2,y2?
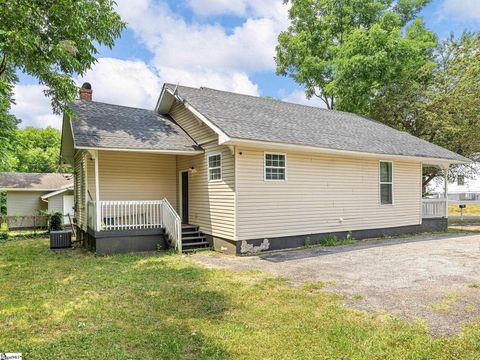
422,198,447,218
160,198,182,253
86,199,182,253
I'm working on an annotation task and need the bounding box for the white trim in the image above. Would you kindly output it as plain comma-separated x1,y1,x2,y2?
75,146,203,155
233,145,238,241
379,160,394,205
419,162,423,224
165,88,230,140
1,188,69,192
222,138,467,165
41,187,72,200
178,170,189,223
264,152,287,182
207,152,223,182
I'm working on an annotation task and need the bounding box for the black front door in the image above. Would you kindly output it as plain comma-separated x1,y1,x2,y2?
181,171,189,224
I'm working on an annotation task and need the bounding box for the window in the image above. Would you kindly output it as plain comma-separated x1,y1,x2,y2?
457,175,465,186
265,153,286,181
208,153,222,181
379,161,393,205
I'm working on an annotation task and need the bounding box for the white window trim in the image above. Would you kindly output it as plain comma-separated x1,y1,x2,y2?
264,152,287,182
379,160,394,205
207,152,222,182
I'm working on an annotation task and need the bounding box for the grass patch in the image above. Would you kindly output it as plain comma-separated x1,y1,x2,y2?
352,293,364,301
430,294,459,312
1,239,480,359
468,284,480,289
449,204,480,217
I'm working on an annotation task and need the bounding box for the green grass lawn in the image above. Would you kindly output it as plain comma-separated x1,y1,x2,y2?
449,204,480,217
1,239,479,359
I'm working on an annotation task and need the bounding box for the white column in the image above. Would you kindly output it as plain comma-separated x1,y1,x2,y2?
94,151,101,231
443,164,449,218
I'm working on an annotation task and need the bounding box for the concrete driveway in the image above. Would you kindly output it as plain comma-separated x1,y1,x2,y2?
192,233,480,336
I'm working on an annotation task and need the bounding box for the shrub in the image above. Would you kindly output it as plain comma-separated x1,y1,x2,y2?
49,212,64,232
0,230,8,241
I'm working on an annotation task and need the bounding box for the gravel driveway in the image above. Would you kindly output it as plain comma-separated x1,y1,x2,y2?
192,233,480,336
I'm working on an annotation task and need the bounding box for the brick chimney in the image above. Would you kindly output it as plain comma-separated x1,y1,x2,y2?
79,82,92,101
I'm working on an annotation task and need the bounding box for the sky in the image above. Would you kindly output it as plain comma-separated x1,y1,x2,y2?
10,0,480,130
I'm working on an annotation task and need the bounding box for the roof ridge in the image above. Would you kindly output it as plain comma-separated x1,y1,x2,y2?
73,99,154,112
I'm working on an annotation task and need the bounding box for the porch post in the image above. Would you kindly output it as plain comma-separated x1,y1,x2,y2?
443,164,449,218
94,150,101,231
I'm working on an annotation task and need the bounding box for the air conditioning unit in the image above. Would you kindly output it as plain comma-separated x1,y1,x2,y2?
50,231,72,249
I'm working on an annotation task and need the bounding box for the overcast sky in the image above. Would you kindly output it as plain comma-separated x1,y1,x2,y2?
11,0,480,130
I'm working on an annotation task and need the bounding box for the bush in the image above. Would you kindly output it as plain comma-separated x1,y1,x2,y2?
49,212,64,231
0,230,8,241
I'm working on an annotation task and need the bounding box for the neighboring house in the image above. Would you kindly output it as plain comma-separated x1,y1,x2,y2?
0,173,74,229
60,83,468,255
429,162,480,202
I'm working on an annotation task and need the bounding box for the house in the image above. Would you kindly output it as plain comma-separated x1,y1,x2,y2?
0,172,74,229
429,162,480,202
60,83,469,255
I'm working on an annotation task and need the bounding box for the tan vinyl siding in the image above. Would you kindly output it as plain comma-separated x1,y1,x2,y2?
98,151,177,208
236,147,422,240
170,100,217,144
47,193,64,214
177,142,235,240
6,191,47,216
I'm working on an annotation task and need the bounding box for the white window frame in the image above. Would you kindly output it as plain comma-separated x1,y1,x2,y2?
264,152,287,182
379,160,393,205
207,152,222,182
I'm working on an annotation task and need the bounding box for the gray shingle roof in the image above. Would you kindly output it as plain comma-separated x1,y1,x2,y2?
0,173,73,190
166,84,468,162
70,100,201,152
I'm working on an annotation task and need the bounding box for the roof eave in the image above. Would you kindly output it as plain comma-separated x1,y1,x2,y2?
74,145,204,156
221,137,469,165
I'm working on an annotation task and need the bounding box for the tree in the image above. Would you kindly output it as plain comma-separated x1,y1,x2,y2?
275,0,436,112
0,0,125,116
369,32,480,187
0,63,20,172
9,127,66,173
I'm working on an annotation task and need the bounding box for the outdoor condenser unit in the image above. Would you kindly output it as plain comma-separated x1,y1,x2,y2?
50,231,72,249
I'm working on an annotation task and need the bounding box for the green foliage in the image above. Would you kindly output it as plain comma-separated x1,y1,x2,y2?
10,127,64,173
0,229,7,241
369,32,480,184
0,192,6,216
322,233,356,246
49,212,64,232
0,0,125,118
276,0,435,112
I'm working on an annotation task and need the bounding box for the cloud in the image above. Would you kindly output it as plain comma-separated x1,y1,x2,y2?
439,0,480,21
186,0,287,20
12,84,62,129
77,58,163,109
115,0,288,81
12,0,290,128
283,89,328,109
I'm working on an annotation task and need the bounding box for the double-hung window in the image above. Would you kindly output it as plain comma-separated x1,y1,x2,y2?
265,153,286,181
208,153,222,181
379,161,393,205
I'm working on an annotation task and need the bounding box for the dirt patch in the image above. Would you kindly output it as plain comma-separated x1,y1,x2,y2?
192,233,480,336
